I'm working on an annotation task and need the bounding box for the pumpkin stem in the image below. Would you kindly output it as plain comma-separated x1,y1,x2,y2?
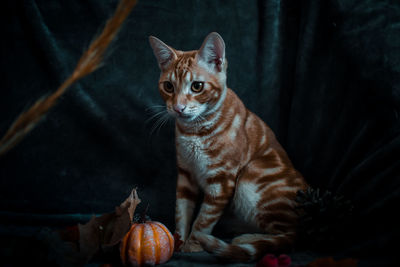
140,203,149,223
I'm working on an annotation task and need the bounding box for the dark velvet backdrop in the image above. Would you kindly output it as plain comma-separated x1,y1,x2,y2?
1,0,399,263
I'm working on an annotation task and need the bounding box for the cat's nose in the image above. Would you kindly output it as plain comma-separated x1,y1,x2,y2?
173,104,186,114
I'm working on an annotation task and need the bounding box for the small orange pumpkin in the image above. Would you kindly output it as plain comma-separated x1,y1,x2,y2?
120,220,174,266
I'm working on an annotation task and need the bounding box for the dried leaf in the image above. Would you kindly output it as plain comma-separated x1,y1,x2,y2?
116,187,141,223
78,188,141,255
78,215,106,261
102,188,141,247
43,188,141,266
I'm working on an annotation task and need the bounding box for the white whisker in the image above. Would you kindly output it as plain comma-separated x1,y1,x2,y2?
145,110,166,124
150,112,172,136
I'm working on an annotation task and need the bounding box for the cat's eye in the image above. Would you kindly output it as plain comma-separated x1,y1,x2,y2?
163,81,174,93
191,81,204,93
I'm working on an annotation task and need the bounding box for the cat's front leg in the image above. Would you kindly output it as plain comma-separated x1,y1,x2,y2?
182,174,236,252
174,167,199,251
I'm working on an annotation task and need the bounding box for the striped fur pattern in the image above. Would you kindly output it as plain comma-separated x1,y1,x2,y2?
149,32,308,262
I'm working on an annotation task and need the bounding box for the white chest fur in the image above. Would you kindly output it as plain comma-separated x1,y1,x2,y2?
176,134,211,189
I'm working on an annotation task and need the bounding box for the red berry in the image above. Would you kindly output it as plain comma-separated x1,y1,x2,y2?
256,254,278,267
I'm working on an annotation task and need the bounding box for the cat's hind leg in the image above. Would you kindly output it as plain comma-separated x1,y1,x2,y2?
233,155,305,236
198,157,303,261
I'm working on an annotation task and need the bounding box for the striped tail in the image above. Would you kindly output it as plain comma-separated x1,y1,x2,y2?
194,232,295,262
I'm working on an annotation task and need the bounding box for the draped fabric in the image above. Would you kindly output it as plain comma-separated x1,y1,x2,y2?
1,0,399,264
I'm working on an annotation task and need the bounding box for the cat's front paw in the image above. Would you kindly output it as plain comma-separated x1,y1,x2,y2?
181,238,204,252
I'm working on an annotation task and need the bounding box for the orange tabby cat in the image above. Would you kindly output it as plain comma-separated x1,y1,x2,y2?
149,32,308,262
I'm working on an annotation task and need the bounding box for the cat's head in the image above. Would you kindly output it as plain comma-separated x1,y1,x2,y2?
149,32,227,123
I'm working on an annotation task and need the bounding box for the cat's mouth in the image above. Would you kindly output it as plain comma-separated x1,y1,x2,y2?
168,108,198,122
172,111,197,122
176,113,193,120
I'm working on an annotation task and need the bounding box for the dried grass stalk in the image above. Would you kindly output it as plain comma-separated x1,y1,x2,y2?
0,0,137,156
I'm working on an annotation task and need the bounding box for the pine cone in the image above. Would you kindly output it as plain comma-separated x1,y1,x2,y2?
295,187,354,249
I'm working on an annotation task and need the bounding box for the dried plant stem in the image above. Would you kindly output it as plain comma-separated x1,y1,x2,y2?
0,0,137,156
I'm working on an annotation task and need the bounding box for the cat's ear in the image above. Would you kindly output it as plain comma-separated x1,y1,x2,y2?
196,32,226,73
149,36,177,70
